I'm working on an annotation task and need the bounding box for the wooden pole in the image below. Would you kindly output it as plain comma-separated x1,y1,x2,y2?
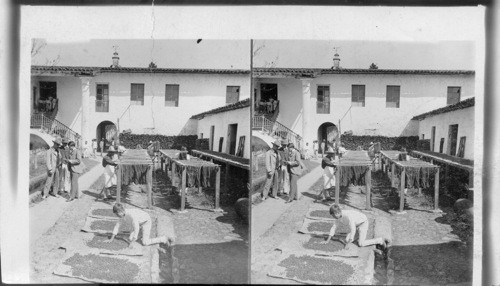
181,167,186,212
391,163,395,187
171,160,175,185
434,167,440,211
225,163,230,194
215,167,221,210
468,170,474,188
147,165,153,209
444,165,449,195
116,164,121,203
335,165,340,204
365,167,372,211
400,168,405,213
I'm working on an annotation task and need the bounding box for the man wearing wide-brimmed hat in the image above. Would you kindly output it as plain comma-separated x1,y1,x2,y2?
42,137,63,199
261,139,281,200
65,140,86,202
285,142,306,203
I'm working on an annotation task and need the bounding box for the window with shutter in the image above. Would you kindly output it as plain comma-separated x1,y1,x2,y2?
447,87,461,105
96,84,109,112
351,85,365,107
165,84,179,107
386,85,400,108
130,83,144,105
316,85,330,114
226,86,240,104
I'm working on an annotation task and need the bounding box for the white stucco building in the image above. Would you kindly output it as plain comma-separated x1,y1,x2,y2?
253,66,475,147
191,98,250,158
30,59,250,148
412,97,475,160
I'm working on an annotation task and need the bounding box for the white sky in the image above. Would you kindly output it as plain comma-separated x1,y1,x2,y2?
32,39,475,71
31,39,251,69
253,40,475,70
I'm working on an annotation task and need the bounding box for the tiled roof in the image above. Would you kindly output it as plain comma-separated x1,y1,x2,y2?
412,97,475,121
32,65,101,76
99,67,250,74
190,98,250,119
32,65,250,75
253,67,475,77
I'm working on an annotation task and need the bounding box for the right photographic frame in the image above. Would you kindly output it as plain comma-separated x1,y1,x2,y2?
250,37,483,285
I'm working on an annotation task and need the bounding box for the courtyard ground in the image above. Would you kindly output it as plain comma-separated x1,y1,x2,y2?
30,154,248,284
251,159,473,285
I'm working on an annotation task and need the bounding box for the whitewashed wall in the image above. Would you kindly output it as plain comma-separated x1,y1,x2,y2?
196,107,250,158
256,73,475,145
418,106,474,160
32,72,250,140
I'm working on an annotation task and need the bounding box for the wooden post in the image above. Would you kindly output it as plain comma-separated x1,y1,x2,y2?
215,166,221,211
365,167,372,211
468,170,474,188
147,165,153,209
171,160,175,185
225,163,230,194
391,163,395,187
181,167,186,212
444,165,449,195
116,164,121,203
399,168,405,213
434,167,440,211
335,165,340,204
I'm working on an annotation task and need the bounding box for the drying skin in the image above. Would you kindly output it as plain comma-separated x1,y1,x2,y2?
63,253,140,283
307,221,334,233
278,254,355,284
302,236,345,253
91,209,116,218
90,220,117,232
309,210,333,219
86,235,129,251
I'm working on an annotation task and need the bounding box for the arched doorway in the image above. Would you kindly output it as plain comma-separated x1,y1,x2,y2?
96,121,117,152
317,122,339,153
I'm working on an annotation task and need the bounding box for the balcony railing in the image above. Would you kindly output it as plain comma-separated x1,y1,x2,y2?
31,113,82,147
252,115,303,150
95,100,109,112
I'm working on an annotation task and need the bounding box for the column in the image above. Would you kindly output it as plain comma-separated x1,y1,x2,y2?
80,77,91,146
300,78,313,144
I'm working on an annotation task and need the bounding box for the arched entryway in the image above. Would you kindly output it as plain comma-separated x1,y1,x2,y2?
317,122,339,153
96,121,117,152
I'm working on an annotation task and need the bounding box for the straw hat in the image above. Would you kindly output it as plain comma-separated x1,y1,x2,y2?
326,147,336,154
271,139,281,147
107,146,119,153
281,139,289,145
53,137,63,146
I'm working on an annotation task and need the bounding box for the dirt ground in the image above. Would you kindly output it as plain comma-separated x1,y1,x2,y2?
153,169,249,284
369,170,473,285
252,168,473,285
30,177,109,283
